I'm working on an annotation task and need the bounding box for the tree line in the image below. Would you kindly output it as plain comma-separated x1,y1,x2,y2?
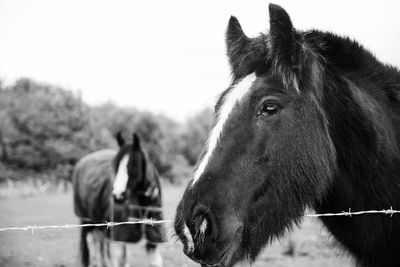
0,78,213,184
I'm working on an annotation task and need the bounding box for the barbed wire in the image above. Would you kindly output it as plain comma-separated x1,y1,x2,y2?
0,218,172,235
304,207,400,217
1,208,400,234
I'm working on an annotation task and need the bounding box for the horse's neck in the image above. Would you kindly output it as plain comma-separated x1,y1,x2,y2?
321,73,400,207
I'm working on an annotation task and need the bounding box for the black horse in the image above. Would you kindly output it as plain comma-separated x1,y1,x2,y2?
174,4,400,267
73,133,166,267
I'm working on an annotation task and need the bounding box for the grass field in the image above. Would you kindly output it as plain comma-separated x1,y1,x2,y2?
0,183,354,267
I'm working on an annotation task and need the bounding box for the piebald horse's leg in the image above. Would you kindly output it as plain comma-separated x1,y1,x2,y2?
101,233,111,267
110,241,127,267
146,242,163,267
86,229,105,267
85,231,95,267
125,243,140,267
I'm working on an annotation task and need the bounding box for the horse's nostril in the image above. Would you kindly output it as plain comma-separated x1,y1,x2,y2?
193,214,208,240
190,206,217,244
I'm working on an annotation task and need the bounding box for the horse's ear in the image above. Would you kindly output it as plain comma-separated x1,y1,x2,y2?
268,4,324,94
268,4,297,68
132,133,141,151
226,16,247,50
116,132,125,147
226,16,270,79
226,16,253,78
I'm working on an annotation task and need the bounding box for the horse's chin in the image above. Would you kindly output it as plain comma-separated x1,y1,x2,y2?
197,251,242,267
219,237,251,267
193,227,246,267
213,254,251,267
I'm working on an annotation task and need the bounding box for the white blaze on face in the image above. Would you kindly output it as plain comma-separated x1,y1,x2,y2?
183,223,194,252
112,155,129,198
191,73,257,185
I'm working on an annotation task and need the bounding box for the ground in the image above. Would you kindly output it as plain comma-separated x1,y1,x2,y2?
0,183,353,267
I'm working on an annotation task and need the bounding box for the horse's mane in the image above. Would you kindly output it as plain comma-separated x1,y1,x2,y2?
305,30,400,101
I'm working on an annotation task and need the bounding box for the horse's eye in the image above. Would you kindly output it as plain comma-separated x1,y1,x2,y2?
258,102,280,116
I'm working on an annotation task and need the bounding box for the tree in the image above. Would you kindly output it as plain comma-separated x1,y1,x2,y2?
0,78,111,181
0,77,214,184
179,108,213,166
91,103,180,176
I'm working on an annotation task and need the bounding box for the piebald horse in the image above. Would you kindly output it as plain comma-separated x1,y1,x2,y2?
73,133,166,267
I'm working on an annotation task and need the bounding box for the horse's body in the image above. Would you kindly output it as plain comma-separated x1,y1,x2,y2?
73,149,114,223
73,134,165,267
174,4,400,267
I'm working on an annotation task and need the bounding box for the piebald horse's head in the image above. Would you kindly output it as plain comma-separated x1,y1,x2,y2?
175,4,336,266
112,133,150,203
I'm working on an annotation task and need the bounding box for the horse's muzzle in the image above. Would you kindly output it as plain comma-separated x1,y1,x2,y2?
113,192,126,204
175,202,243,267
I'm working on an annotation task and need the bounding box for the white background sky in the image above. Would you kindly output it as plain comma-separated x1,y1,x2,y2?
1,0,399,121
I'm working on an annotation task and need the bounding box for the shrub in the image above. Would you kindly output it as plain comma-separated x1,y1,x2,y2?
179,108,213,166
0,78,112,181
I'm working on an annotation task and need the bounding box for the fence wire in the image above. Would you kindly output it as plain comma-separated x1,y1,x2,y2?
1,207,400,233
304,207,400,217
0,218,172,234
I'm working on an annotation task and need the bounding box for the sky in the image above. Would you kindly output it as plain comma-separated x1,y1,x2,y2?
1,0,399,121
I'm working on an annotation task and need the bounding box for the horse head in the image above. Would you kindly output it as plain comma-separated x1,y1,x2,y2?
174,4,339,266
112,132,149,203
